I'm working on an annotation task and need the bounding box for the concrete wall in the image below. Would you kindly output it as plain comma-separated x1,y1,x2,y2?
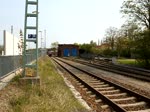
3,30,22,55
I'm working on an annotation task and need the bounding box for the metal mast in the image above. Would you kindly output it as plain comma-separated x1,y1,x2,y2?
23,0,39,77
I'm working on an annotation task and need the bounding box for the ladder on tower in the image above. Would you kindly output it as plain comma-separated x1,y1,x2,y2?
23,0,39,77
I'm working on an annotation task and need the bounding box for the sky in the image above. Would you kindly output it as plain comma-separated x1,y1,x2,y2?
0,0,125,47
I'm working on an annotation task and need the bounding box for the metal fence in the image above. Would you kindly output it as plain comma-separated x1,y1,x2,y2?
79,53,95,60
0,55,34,77
0,49,47,78
0,56,22,77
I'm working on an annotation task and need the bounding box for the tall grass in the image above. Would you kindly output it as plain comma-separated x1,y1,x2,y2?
10,56,87,112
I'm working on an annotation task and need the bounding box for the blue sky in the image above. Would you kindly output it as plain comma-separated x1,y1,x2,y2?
0,0,125,47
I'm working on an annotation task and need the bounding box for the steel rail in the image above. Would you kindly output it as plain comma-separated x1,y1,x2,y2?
70,59,150,81
53,58,127,112
55,57,150,103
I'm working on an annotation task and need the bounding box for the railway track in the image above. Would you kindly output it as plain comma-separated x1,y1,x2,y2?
53,57,150,112
65,58,150,82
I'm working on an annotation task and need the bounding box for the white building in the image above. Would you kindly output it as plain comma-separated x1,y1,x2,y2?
3,30,23,56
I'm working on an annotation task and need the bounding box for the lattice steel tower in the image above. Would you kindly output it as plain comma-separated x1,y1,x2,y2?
23,0,39,77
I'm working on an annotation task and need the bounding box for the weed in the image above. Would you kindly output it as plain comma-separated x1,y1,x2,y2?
9,56,88,112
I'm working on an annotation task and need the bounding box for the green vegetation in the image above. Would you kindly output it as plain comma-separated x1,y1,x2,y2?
9,56,87,112
79,0,150,68
117,58,148,68
117,59,137,66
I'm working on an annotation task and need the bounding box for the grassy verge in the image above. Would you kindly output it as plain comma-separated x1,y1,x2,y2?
117,59,136,65
9,56,87,112
117,58,150,69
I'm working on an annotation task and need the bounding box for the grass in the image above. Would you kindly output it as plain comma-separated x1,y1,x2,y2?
117,58,139,66
117,58,150,69
9,56,87,112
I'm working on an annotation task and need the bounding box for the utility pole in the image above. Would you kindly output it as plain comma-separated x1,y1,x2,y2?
39,31,43,56
11,26,13,34
44,30,46,55
44,30,46,48
40,31,43,49
11,25,14,55
11,25,16,74
23,0,39,79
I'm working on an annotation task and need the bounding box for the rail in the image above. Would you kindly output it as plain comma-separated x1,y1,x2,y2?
53,57,150,112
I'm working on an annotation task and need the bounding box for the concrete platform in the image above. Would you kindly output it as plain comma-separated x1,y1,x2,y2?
0,68,22,90
19,76,40,85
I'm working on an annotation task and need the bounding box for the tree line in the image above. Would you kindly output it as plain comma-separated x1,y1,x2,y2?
79,0,150,68
50,0,149,68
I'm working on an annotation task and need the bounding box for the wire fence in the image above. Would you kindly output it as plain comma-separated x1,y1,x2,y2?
0,49,46,78
0,55,32,78
79,53,95,60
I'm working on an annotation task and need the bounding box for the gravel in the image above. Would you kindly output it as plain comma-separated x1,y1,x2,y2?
65,59,150,98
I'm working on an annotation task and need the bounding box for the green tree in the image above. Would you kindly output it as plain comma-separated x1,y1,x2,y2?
51,42,59,55
51,42,59,49
74,43,80,46
120,21,139,57
115,30,126,58
104,27,118,50
80,43,93,53
90,40,97,47
133,30,150,68
79,40,99,58
121,0,150,30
